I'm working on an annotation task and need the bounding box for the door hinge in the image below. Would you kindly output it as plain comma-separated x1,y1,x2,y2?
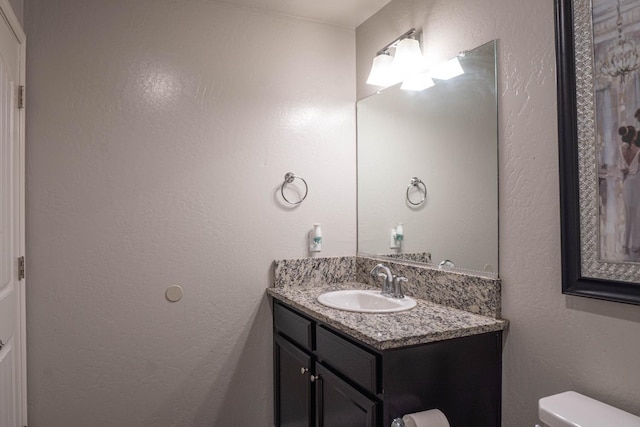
18,256,25,280
18,85,24,109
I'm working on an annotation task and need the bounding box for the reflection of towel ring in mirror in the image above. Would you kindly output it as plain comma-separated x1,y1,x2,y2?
406,177,427,206
281,172,308,205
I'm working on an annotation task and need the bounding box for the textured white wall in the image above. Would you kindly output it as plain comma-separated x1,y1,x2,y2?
357,0,640,425
24,0,355,425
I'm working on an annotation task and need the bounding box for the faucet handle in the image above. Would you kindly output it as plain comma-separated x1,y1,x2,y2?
393,276,408,298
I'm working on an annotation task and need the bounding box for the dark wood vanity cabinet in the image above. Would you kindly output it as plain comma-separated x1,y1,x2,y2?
274,335,313,427
273,300,502,427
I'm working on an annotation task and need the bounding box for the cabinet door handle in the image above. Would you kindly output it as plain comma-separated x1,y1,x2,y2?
310,374,321,383
300,367,309,375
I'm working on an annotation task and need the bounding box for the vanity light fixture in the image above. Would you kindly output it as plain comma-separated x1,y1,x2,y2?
366,28,424,88
366,28,466,91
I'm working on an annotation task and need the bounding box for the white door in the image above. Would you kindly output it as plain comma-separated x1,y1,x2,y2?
0,1,25,426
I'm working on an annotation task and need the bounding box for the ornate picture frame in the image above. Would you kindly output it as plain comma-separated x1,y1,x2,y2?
555,0,640,304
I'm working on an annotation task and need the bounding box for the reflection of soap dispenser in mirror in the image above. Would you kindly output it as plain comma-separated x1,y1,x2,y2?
390,222,404,249
310,223,322,254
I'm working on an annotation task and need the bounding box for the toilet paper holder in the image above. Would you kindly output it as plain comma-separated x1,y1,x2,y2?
392,409,450,427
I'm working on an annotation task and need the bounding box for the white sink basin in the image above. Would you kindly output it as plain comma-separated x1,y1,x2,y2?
317,290,417,313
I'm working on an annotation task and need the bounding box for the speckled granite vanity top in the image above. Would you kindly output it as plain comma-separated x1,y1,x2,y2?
267,281,507,351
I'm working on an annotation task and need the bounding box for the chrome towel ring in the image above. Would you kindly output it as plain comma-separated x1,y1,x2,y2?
406,177,427,206
281,172,308,205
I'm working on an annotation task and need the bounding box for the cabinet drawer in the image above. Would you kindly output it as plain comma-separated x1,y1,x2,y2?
274,302,313,351
316,326,378,393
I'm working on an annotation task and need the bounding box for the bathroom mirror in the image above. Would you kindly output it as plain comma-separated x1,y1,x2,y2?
357,40,498,275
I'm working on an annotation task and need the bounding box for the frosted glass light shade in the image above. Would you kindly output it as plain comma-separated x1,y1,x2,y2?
392,38,425,77
366,53,400,87
401,72,435,91
429,57,464,80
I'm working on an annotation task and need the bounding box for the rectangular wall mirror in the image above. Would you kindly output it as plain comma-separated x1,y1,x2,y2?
357,40,499,276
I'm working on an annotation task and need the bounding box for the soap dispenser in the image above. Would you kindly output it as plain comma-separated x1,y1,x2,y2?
390,222,404,249
310,223,322,253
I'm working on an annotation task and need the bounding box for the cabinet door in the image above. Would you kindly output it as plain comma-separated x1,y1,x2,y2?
275,335,313,427
315,363,378,427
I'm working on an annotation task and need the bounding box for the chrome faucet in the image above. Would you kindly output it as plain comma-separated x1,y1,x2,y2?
370,263,394,296
370,264,408,299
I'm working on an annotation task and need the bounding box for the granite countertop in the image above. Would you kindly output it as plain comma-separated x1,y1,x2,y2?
267,282,508,351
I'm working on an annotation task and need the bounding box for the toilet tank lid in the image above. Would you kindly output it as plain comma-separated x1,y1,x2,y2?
539,391,640,427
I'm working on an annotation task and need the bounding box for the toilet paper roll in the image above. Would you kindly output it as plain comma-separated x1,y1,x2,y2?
402,409,450,427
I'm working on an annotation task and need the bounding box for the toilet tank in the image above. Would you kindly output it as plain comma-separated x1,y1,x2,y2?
539,391,640,427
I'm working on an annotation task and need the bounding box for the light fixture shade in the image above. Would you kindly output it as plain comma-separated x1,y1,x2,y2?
429,57,464,80
392,38,425,77
401,72,435,91
366,53,400,87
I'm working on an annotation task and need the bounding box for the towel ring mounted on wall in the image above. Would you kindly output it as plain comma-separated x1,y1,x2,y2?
406,177,427,206
280,172,308,205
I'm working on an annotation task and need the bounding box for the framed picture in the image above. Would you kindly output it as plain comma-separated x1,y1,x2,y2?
555,0,640,304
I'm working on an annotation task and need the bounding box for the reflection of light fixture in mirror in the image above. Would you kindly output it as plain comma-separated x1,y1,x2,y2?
429,57,464,80
366,28,423,88
401,72,434,91
366,53,400,87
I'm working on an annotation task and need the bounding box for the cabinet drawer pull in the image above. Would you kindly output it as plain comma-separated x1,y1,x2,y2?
310,374,321,383
300,367,309,374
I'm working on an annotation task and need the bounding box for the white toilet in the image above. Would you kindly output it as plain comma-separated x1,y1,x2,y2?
538,391,640,427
